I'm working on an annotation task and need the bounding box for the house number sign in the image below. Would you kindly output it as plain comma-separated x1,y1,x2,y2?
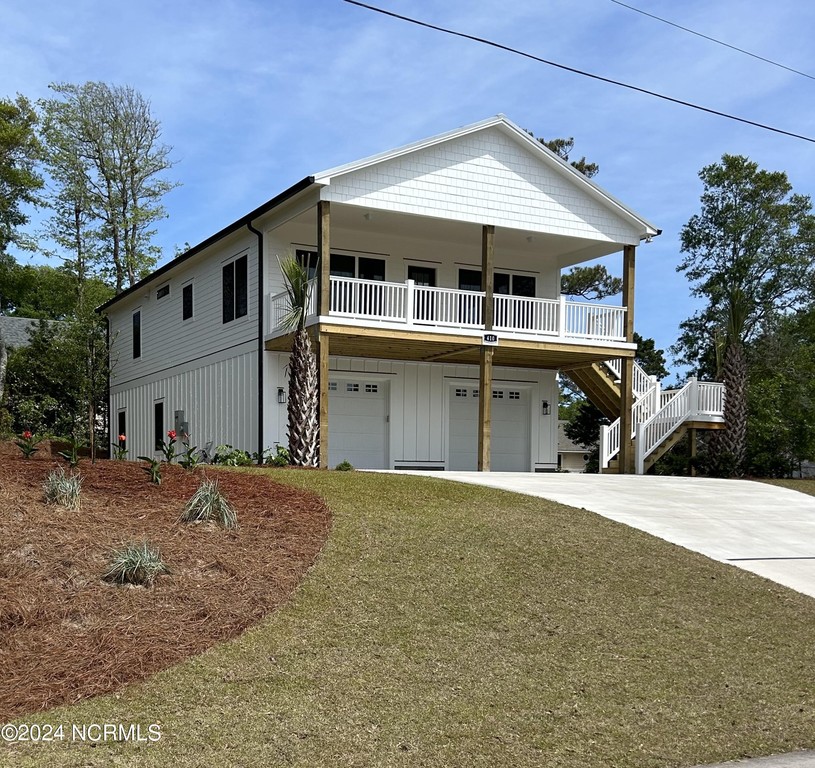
482,333,499,346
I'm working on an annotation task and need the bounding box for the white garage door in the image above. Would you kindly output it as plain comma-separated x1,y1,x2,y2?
328,379,389,469
448,385,530,472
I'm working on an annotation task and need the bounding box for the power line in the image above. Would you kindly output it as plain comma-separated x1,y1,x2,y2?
610,0,815,82
343,0,815,144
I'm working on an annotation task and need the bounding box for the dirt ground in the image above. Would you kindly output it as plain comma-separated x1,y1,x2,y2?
0,442,331,721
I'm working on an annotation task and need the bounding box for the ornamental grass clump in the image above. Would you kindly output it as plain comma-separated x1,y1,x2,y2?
43,467,82,509
103,542,170,587
181,478,237,529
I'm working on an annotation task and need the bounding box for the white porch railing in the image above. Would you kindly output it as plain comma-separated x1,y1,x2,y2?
267,277,628,342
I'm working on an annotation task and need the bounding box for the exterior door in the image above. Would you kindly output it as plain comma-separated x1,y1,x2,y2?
408,265,436,322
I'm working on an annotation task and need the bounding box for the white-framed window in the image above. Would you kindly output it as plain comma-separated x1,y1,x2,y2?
222,253,248,323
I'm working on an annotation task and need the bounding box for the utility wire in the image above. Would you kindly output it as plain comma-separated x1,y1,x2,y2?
343,0,815,144
610,0,815,82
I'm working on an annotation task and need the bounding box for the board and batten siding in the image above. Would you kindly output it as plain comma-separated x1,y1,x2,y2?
320,126,643,245
107,229,260,457
264,353,558,469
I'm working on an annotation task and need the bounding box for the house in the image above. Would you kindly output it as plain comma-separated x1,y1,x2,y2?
0,316,42,349
98,115,724,473
557,420,589,472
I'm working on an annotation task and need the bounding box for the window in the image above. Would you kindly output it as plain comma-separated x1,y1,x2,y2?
182,283,193,320
297,250,386,281
132,311,141,359
346,383,359,392
509,391,521,400
493,390,504,399
458,269,536,297
328,382,337,391
222,254,248,323
455,388,467,398
156,284,170,300
154,401,164,451
117,411,126,445
365,384,379,393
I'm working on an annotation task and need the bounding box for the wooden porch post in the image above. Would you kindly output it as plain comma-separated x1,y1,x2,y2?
318,200,330,316
317,201,330,469
619,244,636,474
318,332,329,469
478,225,495,472
687,427,697,477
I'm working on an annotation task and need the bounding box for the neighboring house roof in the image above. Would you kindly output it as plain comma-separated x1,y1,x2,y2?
0,316,40,348
558,419,588,454
98,114,659,314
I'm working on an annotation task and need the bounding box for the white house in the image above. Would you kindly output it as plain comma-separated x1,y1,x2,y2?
99,115,724,473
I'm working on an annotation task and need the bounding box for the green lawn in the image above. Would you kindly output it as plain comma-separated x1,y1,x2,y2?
758,477,815,497
5,470,815,767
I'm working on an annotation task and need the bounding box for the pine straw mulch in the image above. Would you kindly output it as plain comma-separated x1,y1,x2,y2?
0,444,331,722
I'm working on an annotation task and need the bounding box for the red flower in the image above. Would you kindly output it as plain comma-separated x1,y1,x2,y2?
22,431,32,440
167,430,177,441
118,434,127,443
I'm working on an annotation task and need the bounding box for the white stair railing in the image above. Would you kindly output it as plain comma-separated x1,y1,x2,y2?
635,379,695,475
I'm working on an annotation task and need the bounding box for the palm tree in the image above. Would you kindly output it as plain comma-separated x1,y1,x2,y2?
278,257,319,466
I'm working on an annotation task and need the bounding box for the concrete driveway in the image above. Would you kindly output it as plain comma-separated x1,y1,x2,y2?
397,472,815,600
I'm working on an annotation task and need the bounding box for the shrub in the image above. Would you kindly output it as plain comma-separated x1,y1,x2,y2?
178,438,201,471
212,444,252,466
43,467,82,509
268,445,290,467
335,460,354,472
57,435,82,468
180,478,237,529
103,542,170,587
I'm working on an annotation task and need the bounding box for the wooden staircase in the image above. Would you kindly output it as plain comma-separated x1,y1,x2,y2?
566,363,621,420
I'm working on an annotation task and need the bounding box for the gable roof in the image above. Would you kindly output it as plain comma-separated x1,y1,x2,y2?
313,114,659,238
0,316,41,348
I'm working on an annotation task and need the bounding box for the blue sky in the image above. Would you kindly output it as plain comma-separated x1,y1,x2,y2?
3,0,815,372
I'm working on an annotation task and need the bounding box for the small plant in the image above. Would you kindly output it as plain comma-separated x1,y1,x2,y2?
212,444,253,466
267,445,291,467
16,430,42,459
112,433,128,461
178,441,201,470
103,542,170,587
335,460,354,472
159,429,178,463
57,435,82,468
137,456,162,485
43,467,82,509
180,478,237,529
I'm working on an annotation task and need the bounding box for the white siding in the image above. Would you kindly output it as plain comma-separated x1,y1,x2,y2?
108,230,258,389
321,126,642,245
265,353,558,470
110,344,257,460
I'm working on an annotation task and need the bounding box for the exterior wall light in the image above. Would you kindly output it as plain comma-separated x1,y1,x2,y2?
542,400,551,416
277,387,287,404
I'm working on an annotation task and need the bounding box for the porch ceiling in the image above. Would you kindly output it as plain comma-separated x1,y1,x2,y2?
265,324,635,370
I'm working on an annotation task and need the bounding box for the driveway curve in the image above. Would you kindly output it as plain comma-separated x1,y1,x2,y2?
397,472,815,601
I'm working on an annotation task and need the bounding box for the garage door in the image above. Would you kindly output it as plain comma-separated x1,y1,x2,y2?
328,379,389,469
448,385,530,471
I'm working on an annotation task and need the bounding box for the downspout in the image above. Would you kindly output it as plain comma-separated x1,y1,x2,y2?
247,220,265,464
103,314,111,459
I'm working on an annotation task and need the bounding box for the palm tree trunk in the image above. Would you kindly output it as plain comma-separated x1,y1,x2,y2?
287,328,319,466
714,340,747,476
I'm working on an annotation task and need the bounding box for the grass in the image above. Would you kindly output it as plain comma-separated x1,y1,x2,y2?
103,541,170,587
757,477,815,497
179,477,237,528
5,470,815,767
42,467,82,509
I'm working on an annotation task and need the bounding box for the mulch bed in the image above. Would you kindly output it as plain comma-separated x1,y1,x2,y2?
0,443,331,722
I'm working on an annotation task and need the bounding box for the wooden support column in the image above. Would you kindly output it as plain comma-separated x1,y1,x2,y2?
478,225,495,472
318,200,330,316
318,332,329,469
478,347,493,472
687,427,697,477
619,244,636,474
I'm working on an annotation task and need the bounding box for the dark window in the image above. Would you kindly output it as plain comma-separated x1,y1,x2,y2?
358,257,385,281
296,249,319,280
222,263,234,323
407,265,436,287
458,269,482,292
330,253,355,278
512,275,536,297
132,311,141,359
182,284,193,320
235,255,248,318
222,255,248,323
156,284,170,299
495,273,511,294
117,411,126,444
154,401,164,451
